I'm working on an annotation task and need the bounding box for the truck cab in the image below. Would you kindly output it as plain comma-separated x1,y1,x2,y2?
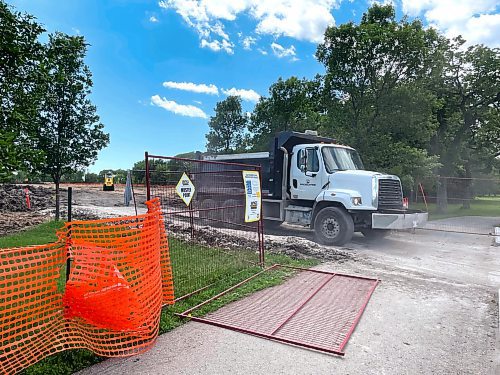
203,131,427,246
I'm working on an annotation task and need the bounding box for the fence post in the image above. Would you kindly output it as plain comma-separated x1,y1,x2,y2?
258,166,265,267
66,187,72,282
145,151,151,201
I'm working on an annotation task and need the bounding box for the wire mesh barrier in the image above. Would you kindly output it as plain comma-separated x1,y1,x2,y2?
145,153,265,301
177,265,379,356
406,176,500,236
0,198,173,375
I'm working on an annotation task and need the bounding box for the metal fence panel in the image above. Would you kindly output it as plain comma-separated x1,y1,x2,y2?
145,153,265,301
408,176,500,236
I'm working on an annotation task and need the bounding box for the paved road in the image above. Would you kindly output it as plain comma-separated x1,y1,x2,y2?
78,221,499,375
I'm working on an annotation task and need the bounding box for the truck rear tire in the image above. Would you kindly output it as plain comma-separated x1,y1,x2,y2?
314,207,354,246
361,229,390,240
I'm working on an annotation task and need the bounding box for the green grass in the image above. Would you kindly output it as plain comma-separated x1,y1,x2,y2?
410,196,500,220
0,222,319,375
0,220,64,248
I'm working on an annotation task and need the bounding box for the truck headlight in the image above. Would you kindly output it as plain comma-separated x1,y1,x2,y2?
351,197,362,206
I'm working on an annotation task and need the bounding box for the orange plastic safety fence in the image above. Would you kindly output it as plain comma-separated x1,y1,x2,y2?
0,198,174,375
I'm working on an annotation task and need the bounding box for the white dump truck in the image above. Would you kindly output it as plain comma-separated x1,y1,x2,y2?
203,131,427,246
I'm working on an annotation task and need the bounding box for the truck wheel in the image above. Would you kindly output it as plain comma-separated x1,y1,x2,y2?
361,229,390,240
314,207,354,246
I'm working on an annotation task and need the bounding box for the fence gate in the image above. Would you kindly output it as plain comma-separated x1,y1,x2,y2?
145,153,265,301
408,176,500,237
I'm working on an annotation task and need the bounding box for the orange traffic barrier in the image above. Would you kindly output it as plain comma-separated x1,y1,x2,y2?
0,198,174,375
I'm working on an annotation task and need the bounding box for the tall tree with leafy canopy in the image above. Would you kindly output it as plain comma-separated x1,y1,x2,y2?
316,3,443,185
206,96,247,153
249,76,325,151
429,38,500,211
37,33,109,220
0,1,46,179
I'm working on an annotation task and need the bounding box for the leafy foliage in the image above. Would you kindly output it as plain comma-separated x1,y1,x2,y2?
36,33,109,219
249,76,325,151
206,96,247,153
0,1,46,179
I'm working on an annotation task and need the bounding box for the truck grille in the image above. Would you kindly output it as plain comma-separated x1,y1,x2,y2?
378,179,403,209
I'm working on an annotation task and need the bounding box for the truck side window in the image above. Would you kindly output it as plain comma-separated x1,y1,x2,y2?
297,149,304,170
306,148,319,172
297,148,319,173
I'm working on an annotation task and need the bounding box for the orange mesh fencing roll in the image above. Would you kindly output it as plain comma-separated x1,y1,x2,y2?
0,198,174,375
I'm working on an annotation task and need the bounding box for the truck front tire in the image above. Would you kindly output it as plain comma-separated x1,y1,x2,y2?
314,207,354,246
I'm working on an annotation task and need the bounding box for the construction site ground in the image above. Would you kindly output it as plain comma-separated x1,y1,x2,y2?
1,185,499,374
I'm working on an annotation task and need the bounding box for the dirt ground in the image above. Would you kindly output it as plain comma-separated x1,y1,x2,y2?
1,185,498,374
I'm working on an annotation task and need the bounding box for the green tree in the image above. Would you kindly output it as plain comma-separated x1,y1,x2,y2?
0,1,45,179
37,33,109,220
206,96,247,153
316,4,443,182
249,76,325,150
84,172,99,183
429,38,500,211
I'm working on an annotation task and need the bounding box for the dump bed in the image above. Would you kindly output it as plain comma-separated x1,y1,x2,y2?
202,131,337,199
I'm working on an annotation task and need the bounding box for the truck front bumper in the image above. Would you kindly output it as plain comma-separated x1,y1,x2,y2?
372,210,428,230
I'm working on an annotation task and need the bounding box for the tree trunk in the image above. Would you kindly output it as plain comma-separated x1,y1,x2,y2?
55,179,60,221
462,162,472,209
436,176,448,214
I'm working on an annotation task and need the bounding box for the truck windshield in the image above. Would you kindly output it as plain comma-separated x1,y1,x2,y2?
321,147,364,172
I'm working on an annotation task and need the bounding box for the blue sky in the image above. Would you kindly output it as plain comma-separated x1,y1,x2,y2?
8,0,500,173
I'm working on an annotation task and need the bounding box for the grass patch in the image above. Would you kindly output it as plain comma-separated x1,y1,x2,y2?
0,220,64,248
1,222,319,375
410,196,500,220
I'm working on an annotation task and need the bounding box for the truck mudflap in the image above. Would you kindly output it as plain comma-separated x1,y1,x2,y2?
372,211,428,230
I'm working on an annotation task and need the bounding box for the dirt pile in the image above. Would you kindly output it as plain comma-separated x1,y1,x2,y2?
166,222,352,262
0,212,49,237
0,184,54,212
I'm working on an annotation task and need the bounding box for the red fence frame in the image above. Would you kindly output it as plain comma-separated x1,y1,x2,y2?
145,152,266,299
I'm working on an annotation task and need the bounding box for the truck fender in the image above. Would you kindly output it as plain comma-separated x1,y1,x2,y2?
311,189,361,225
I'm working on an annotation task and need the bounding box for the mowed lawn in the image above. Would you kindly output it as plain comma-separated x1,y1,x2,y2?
0,221,318,375
0,220,64,248
410,196,500,221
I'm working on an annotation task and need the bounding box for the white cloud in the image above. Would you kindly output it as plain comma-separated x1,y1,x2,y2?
163,81,219,95
252,1,338,43
401,0,500,47
151,95,208,118
257,48,268,55
222,87,261,102
200,38,234,54
159,0,339,48
149,15,159,23
242,36,257,50
271,42,297,59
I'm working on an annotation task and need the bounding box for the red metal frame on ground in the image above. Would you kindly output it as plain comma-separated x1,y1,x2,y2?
176,264,379,356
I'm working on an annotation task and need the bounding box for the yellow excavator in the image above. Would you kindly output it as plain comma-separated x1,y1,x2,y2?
103,171,114,191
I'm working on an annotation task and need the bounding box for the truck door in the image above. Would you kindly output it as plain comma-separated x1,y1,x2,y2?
290,146,325,201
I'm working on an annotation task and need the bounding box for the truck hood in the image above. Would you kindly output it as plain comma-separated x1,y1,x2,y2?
325,170,400,210
330,170,399,181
